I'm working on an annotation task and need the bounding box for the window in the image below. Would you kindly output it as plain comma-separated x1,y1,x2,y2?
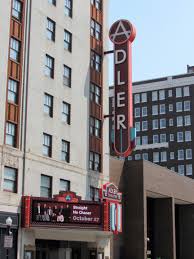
48,0,56,5
47,18,55,41
184,115,191,126
186,164,192,176
90,117,101,138
45,54,54,78
161,151,167,162
64,30,72,51
168,89,172,97
135,108,140,118
169,118,173,126
160,104,166,114
160,134,166,143
153,135,159,144
177,116,183,127
141,93,147,103
62,101,71,124
91,51,101,72
12,0,22,20
152,105,158,115
43,133,52,157
170,134,174,142
63,65,71,87
178,165,184,175
185,131,191,142
61,140,70,162
6,122,16,147
186,149,192,160
64,0,72,17
60,179,70,192
142,107,147,117
176,102,182,112
142,136,148,145
153,152,159,162
90,186,100,201
136,136,141,145
135,122,140,132
8,79,18,103
89,152,101,172
169,104,173,112
134,94,140,104
170,152,174,160
178,150,184,160
91,19,102,40
177,132,184,142
91,0,102,10
90,83,101,104
128,156,132,161
159,90,165,100
142,121,148,131
44,93,53,117
176,88,182,97
142,153,148,160
152,119,158,130
135,154,141,160
3,167,17,193
184,86,190,97
160,118,166,129
152,91,158,101
184,100,190,111
10,37,20,62
40,175,52,198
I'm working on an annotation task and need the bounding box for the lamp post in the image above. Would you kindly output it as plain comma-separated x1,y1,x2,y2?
5,217,13,259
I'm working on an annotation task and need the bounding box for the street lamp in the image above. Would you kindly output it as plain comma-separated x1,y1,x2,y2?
5,217,13,259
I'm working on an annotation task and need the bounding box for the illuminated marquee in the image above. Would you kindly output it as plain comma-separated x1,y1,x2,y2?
109,20,136,157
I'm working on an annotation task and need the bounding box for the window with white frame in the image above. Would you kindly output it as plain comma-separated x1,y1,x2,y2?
90,186,100,201
62,101,70,124
8,79,18,104
10,37,20,62
48,0,56,5
159,90,165,100
152,119,158,130
142,107,147,117
91,19,102,41
186,164,192,176
135,122,140,132
176,88,182,97
90,83,101,104
160,134,166,143
152,105,158,115
44,93,53,117
186,149,192,160
160,104,166,114
91,0,102,10
177,116,183,127
170,134,174,142
134,108,140,118
184,115,191,126
61,140,70,162
183,86,190,97
153,152,159,162
168,89,172,97
142,121,148,131
134,94,140,104
136,136,141,145
3,167,17,193
47,18,55,41
142,136,148,145
141,93,147,102
64,0,72,17
89,152,101,172
45,54,54,78
184,100,190,111
91,51,101,72
185,131,191,142
177,132,184,142
178,165,184,175
160,118,166,129
152,91,158,101
40,174,52,198
6,122,16,147
43,133,52,157
169,118,173,126
169,104,173,112
135,154,141,160
178,149,184,160
170,152,174,160
153,135,159,144
60,179,70,192
161,151,167,162
64,30,72,51
176,102,182,112
90,117,101,138
63,65,71,87
143,153,148,160
12,0,22,21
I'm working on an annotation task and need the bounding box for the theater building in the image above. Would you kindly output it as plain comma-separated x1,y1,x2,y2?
0,0,111,258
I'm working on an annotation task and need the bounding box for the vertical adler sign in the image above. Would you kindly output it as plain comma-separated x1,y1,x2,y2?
109,20,136,157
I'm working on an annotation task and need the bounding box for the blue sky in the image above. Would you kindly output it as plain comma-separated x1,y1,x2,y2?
109,0,194,83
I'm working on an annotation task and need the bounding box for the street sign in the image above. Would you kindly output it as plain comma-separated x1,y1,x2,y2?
4,235,13,248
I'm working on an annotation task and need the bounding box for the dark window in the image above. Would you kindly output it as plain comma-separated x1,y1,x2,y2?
90,83,101,104
90,117,101,138
40,174,52,198
63,65,71,87
64,30,72,52
89,152,101,172
44,93,53,117
6,122,16,147
60,179,70,192
10,37,20,62
48,0,56,5
3,167,17,193
61,140,70,162
43,133,52,157
45,54,54,78
62,101,71,124
64,0,72,17
91,0,102,10
90,186,100,201
12,0,22,21
8,79,18,104
47,18,55,41
91,51,101,72
91,19,102,40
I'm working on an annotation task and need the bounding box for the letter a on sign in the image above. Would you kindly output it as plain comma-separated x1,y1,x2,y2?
109,20,136,157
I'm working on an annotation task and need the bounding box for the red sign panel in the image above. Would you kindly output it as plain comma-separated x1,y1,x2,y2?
100,183,122,203
109,20,136,157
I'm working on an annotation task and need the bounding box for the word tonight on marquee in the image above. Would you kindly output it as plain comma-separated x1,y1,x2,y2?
115,49,128,131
